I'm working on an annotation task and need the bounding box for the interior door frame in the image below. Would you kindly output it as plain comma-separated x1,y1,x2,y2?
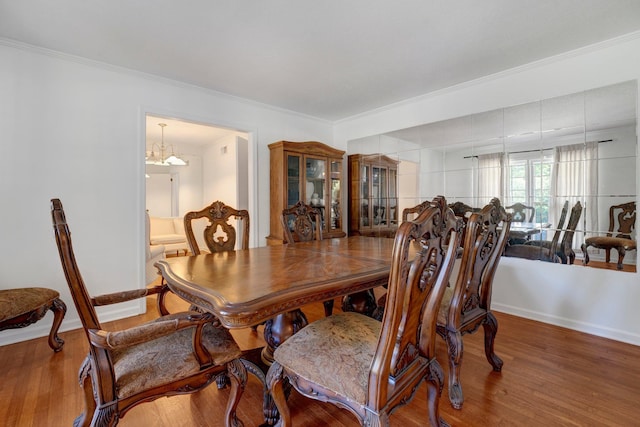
138,106,259,292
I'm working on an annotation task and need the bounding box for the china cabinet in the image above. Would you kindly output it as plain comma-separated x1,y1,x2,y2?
348,153,399,237
267,141,346,245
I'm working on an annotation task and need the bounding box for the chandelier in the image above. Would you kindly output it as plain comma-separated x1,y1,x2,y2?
145,123,187,166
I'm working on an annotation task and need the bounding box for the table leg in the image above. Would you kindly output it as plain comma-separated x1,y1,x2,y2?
261,309,309,365
259,310,308,425
342,289,377,317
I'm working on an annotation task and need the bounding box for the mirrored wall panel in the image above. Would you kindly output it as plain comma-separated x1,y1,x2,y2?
347,81,637,271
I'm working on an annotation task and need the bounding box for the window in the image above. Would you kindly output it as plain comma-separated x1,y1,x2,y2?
507,152,553,224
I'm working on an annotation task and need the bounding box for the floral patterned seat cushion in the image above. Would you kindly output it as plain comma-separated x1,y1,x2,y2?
111,315,242,399
273,312,380,404
0,288,60,321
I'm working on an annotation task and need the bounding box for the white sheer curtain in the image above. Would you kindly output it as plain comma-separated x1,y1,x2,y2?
477,152,505,206
551,141,598,249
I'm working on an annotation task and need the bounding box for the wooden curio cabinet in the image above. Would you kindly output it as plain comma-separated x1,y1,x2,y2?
267,141,347,245
348,153,399,237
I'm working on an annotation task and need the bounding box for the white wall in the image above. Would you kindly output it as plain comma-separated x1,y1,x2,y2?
0,41,333,345
335,34,640,345
202,134,244,207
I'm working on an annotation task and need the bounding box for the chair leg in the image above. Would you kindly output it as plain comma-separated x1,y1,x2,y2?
266,362,291,427
444,329,464,409
48,297,66,352
224,359,247,427
363,411,389,426
425,360,449,427
156,282,171,316
483,312,503,372
581,243,590,265
322,299,334,317
74,356,97,427
616,247,626,270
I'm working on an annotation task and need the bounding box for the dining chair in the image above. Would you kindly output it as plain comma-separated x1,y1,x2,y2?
436,198,512,409
558,201,583,264
523,200,568,259
401,200,430,222
51,199,248,427
280,200,322,244
184,200,249,254
582,201,636,270
281,201,334,316
505,202,535,223
266,196,463,427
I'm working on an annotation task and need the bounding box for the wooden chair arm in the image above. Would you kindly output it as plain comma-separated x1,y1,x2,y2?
91,284,168,306
87,311,217,351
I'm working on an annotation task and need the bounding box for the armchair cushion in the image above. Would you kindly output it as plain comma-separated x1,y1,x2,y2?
150,234,185,245
149,216,189,255
273,312,380,404
113,315,242,399
0,287,60,321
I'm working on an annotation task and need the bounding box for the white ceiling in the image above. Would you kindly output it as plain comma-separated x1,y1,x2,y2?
2,1,640,123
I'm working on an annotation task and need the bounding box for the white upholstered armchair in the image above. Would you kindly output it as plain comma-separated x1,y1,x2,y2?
145,211,165,285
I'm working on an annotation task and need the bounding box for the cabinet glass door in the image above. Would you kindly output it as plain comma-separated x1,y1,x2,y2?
330,160,342,231
389,168,398,226
372,166,388,227
361,165,370,228
287,154,301,208
305,157,326,230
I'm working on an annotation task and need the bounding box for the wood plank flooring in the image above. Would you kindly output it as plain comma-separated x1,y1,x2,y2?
1,290,639,426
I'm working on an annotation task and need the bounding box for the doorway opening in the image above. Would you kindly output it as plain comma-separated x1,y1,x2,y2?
144,113,255,255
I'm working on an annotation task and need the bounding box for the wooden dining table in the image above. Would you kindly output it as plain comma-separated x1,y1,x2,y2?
508,222,550,243
155,236,395,358
155,236,395,425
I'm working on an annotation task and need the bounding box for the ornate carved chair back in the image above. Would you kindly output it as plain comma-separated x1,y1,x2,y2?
549,200,569,253
401,200,430,222
505,202,535,223
280,201,322,244
377,196,463,384
184,200,250,254
51,199,102,334
558,201,583,264
609,201,636,239
436,197,512,409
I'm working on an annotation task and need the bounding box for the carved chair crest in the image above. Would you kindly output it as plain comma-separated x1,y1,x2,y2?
184,200,250,254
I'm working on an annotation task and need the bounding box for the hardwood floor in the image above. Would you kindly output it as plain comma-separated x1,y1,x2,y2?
1,290,639,426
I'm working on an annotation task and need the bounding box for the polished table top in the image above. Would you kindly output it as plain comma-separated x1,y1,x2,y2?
508,222,551,239
155,236,396,328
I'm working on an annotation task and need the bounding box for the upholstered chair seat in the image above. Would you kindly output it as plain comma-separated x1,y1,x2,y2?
111,313,242,399
581,236,637,269
273,312,380,404
0,287,66,351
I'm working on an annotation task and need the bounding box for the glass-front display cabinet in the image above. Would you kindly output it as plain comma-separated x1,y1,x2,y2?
348,153,399,237
267,141,346,245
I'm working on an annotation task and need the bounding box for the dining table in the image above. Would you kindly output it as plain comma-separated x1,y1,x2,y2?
508,221,551,243
155,236,396,424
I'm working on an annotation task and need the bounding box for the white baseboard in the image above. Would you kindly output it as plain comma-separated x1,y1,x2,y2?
493,302,640,347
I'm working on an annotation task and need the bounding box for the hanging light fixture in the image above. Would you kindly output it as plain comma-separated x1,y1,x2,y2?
145,123,188,166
